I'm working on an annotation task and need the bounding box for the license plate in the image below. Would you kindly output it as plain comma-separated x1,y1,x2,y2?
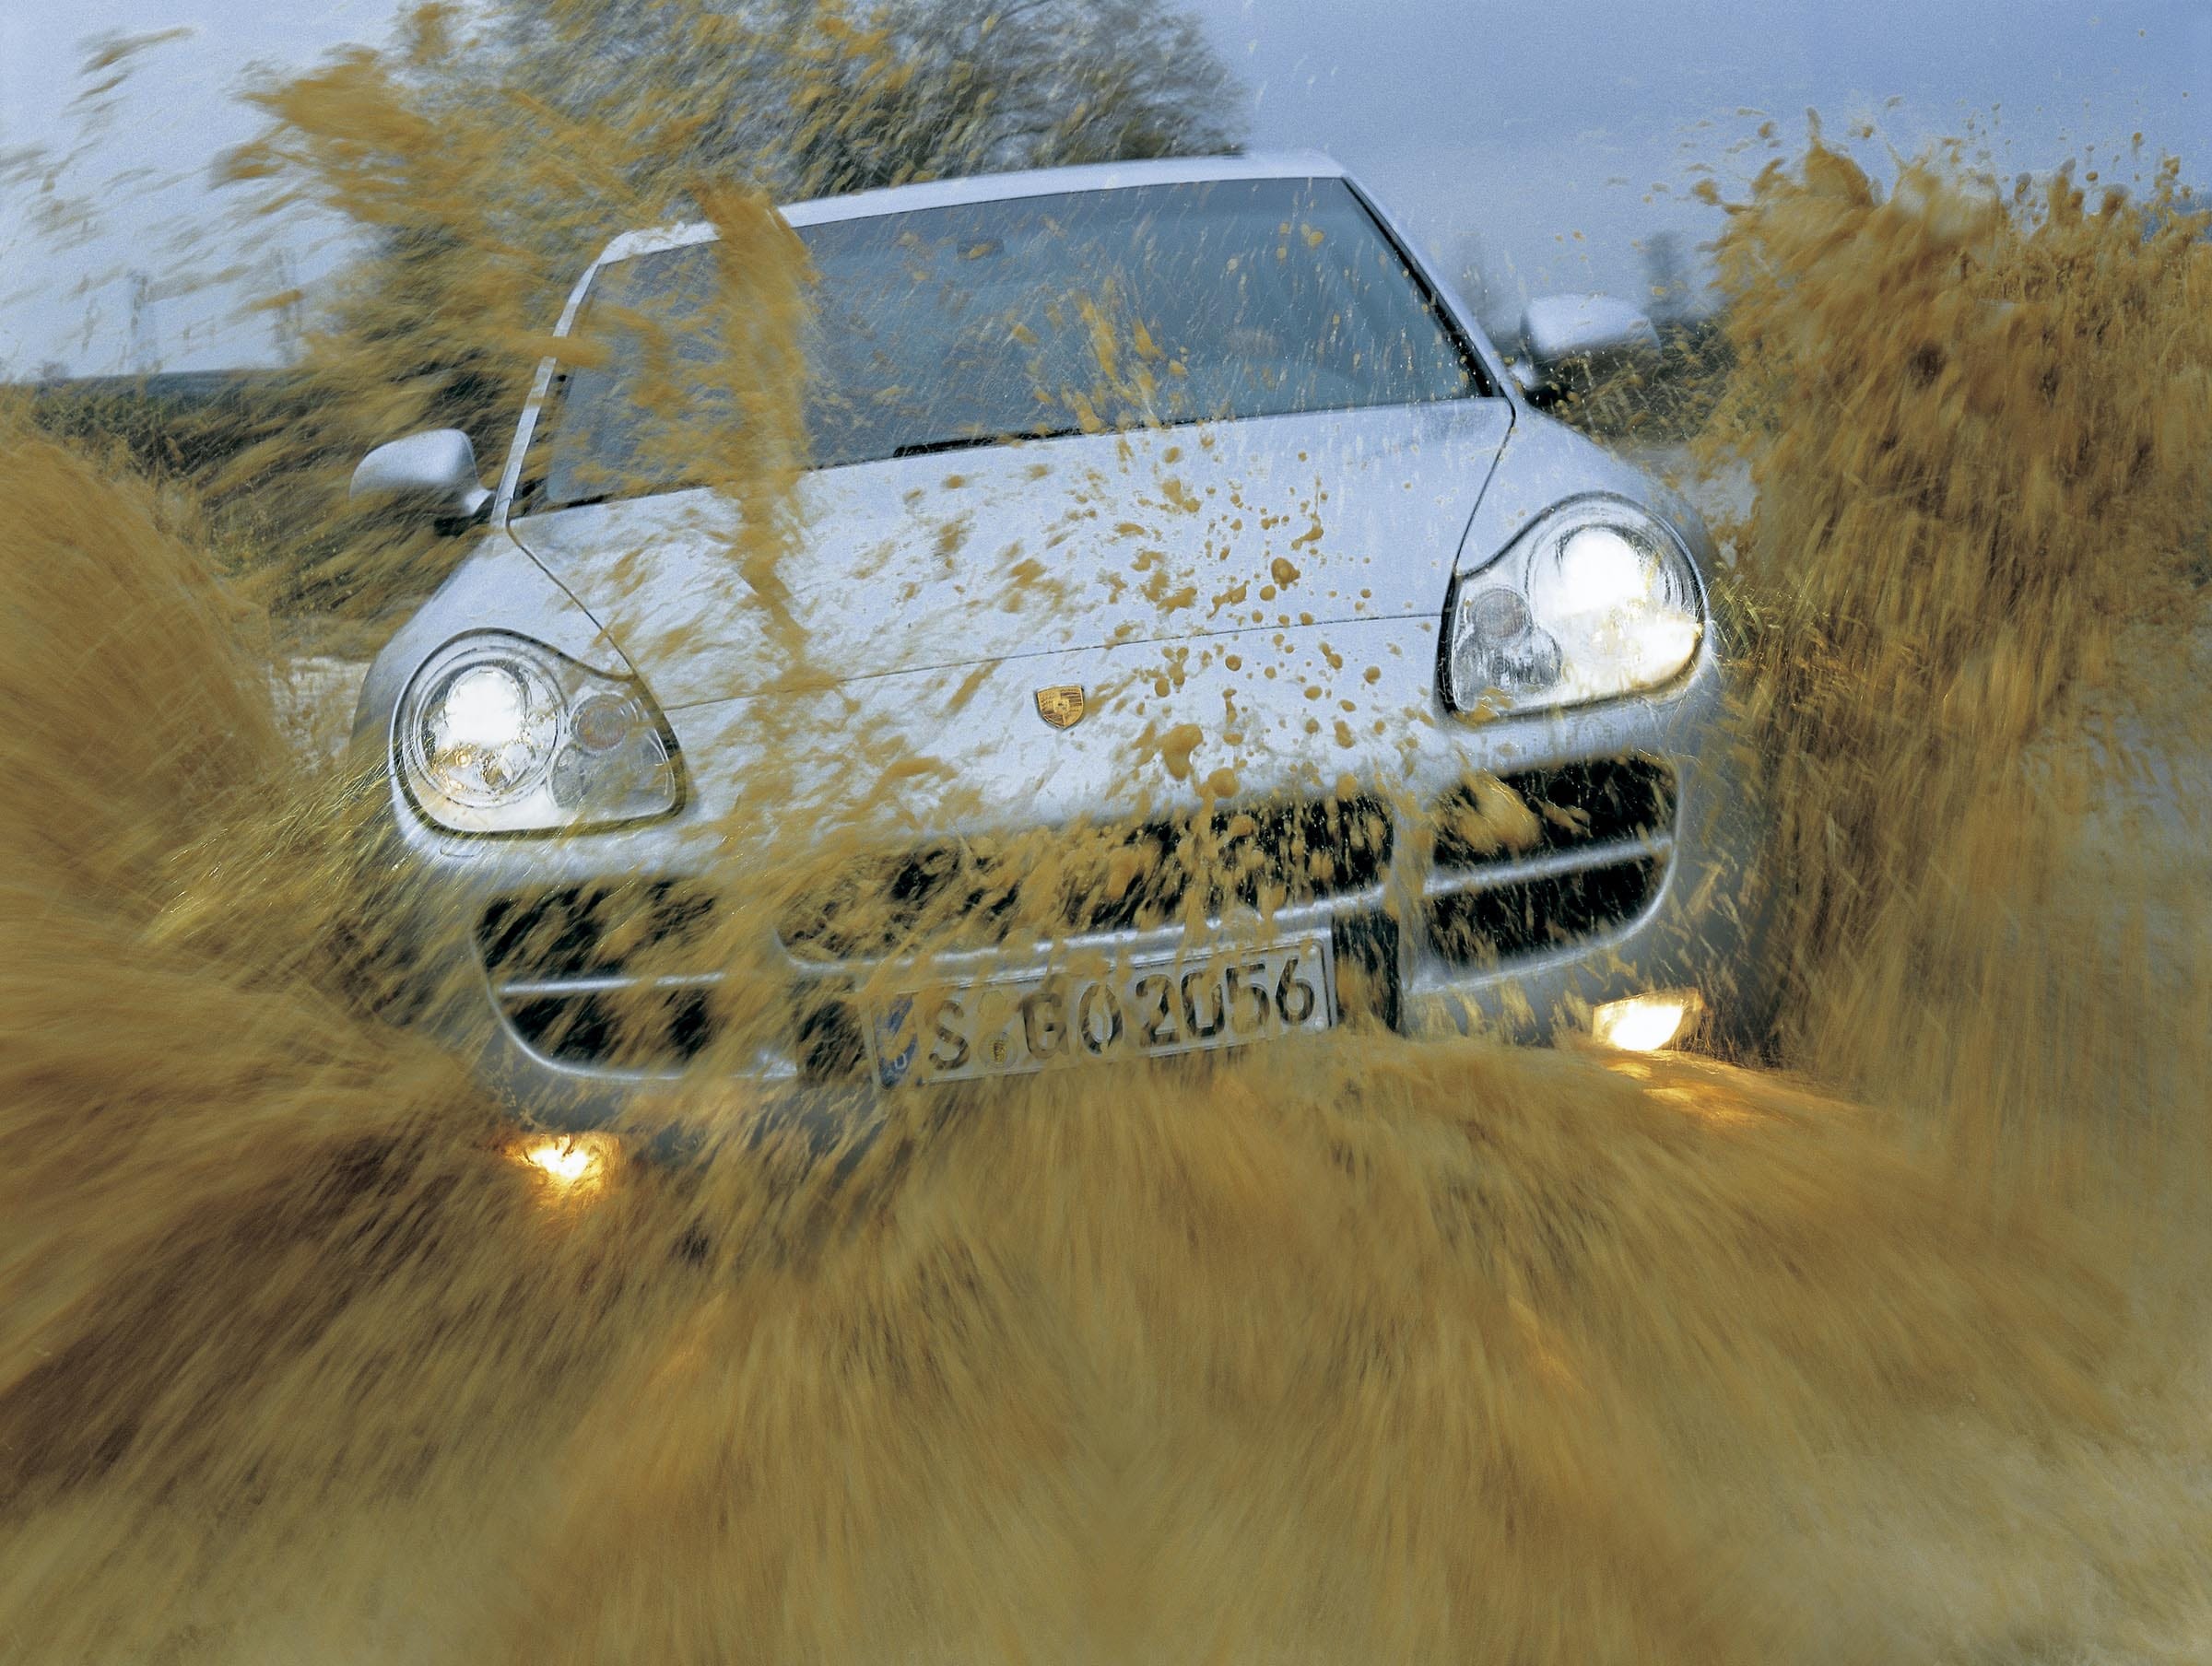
865,935,1335,1086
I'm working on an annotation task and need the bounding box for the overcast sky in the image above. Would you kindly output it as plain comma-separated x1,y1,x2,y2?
5,0,2208,375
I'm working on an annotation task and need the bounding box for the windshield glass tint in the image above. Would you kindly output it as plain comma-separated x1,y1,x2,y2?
531,178,1478,508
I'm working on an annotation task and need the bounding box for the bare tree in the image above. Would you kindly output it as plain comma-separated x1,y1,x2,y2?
500,0,1243,211
363,0,1247,431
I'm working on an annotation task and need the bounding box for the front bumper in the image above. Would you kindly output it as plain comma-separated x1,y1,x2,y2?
347,618,1773,1133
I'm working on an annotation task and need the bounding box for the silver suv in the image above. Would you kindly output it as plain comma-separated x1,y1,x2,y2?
343,152,1771,1128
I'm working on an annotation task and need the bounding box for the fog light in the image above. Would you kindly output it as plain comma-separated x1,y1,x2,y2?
515,1133,618,1194
1591,991,1700,1051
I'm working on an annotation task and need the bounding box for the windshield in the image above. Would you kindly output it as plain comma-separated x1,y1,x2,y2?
526,177,1480,510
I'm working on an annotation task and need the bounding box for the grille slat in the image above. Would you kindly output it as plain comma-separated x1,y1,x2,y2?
500,987,718,1070
1425,859,1665,968
1430,758,1676,871
1423,758,1676,968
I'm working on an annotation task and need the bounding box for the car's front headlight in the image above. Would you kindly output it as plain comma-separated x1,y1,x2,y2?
1444,497,1705,715
395,632,682,834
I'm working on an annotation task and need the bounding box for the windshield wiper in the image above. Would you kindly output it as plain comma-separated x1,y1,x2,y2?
890,428,1088,460
535,475,712,512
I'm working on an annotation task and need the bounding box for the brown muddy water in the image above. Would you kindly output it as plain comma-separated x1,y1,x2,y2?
6,32,2212,1660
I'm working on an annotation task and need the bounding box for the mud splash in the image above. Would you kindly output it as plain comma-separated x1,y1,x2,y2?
6,9,2212,1658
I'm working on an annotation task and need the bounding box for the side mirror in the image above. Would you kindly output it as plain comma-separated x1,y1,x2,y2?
348,428,492,524
1512,294,1662,405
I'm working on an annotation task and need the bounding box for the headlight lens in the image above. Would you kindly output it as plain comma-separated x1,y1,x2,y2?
1446,499,1705,714
397,634,681,833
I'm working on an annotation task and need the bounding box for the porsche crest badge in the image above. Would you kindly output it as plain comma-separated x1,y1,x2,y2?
1034,684,1087,730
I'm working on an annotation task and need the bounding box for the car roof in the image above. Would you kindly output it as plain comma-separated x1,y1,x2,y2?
594,150,1349,264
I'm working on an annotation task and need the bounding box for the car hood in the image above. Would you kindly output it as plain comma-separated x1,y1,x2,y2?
505,400,1512,709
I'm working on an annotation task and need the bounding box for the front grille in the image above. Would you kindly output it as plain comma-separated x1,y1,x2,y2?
1425,859,1665,967
477,881,719,982
1431,758,1675,868
779,793,1394,961
1424,758,1676,968
477,882,724,1072
470,761,1669,1073
501,986,718,1069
